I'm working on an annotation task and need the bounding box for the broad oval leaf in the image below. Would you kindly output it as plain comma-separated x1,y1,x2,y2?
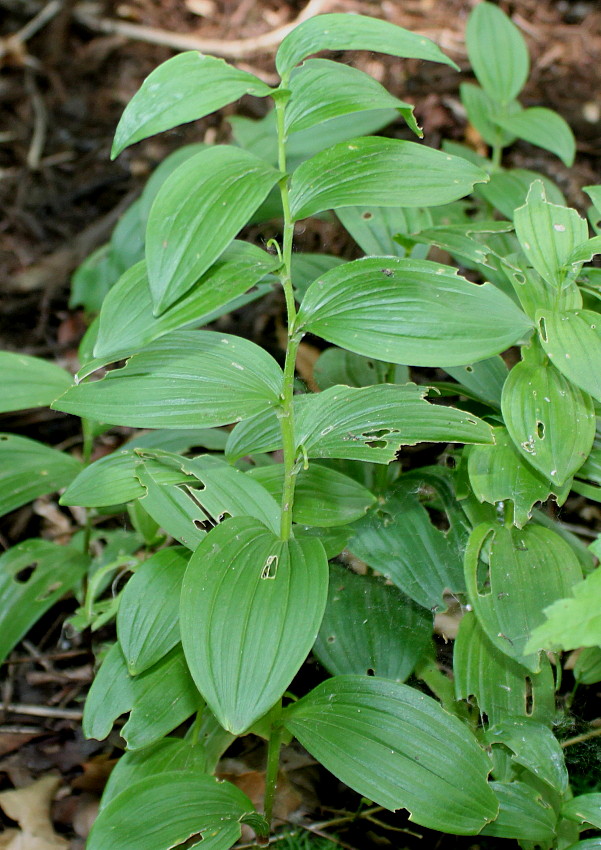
296,257,532,367
525,567,601,652
0,352,72,413
112,51,272,156
444,356,508,408
276,13,458,77
52,331,283,428
485,718,568,793
465,1,529,104
180,516,328,734
146,146,280,313
562,794,601,830
283,675,498,832
537,309,601,402
336,205,432,259
314,347,409,390
477,168,565,220
87,772,254,850
313,564,432,681
481,781,557,841
289,138,488,220
495,107,576,167
117,547,190,675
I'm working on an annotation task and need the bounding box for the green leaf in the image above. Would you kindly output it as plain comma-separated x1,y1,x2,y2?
93,243,279,363
454,612,556,726
246,463,375,527
574,646,601,685
180,516,328,733
481,781,557,841
314,348,409,390
502,347,595,485
295,524,352,561
289,138,488,220
88,771,254,850
291,253,345,301
348,479,464,611
296,257,532,367
477,169,565,220
0,352,72,412
226,384,494,465
135,460,207,551
567,234,601,266
465,524,583,671
83,643,201,750
283,675,498,831
444,356,508,408
514,182,589,287
146,146,280,313
0,540,88,665
460,83,519,149
285,58,420,135
336,205,432,259
564,842,601,850
485,718,568,793
537,308,601,402
525,567,601,652
408,220,515,268
53,331,283,428
466,1,529,103
495,107,576,166
467,427,569,528
0,433,82,518
313,564,431,681
112,51,272,157
562,794,601,829
117,548,189,675
276,13,458,77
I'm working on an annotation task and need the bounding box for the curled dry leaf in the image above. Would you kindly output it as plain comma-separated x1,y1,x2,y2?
0,775,68,850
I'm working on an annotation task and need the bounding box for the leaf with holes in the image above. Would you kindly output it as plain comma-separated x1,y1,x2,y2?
465,1,529,103
536,309,601,402
0,352,72,413
485,718,568,793
336,205,432,259
444,356,508,408
525,567,601,652
562,794,601,830
481,781,557,842
180,516,328,733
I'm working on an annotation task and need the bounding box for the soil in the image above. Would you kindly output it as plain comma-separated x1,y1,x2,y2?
1,0,601,847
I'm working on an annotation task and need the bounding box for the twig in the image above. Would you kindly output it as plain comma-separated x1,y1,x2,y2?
14,0,63,44
561,725,601,749
4,703,83,720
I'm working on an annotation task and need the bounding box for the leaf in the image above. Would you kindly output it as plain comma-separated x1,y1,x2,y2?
567,234,601,266
93,243,279,363
477,169,565,220
0,540,88,665
283,675,498,831
485,718,568,793
0,434,82,518
408,220,515,268
444,356,508,408
291,253,345,301
536,308,601,402
135,460,207,550
525,567,601,652
117,547,189,674
465,1,529,103
289,138,488,221
336,205,432,259
53,331,283,428
87,772,254,850
562,794,601,829
0,352,72,413
564,842,601,850
180,516,328,733
465,523,583,671
574,647,601,685
460,83,519,149
495,107,576,167
295,524,353,560
481,781,557,841
314,348,409,390
454,612,556,726
246,463,375,527
313,564,432,681
348,479,464,611
296,257,532,367
275,13,458,78
112,51,272,157
285,58,420,135
467,427,569,528
146,146,280,313
514,182,589,287
226,384,494,465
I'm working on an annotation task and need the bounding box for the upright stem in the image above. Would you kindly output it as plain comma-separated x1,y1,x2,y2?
81,417,94,555
262,704,284,828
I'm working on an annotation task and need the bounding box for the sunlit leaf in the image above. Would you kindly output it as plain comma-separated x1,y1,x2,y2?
494,107,576,166
465,1,529,103
525,567,601,652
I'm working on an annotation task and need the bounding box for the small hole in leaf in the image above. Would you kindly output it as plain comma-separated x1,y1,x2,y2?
361,211,373,220
366,440,386,448
538,316,548,343
525,677,533,715
261,555,278,580
0,435,8,441
173,833,204,849
14,563,37,583
36,581,63,602
514,273,526,286
465,365,474,373
326,635,336,644
366,668,375,676
536,421,545,439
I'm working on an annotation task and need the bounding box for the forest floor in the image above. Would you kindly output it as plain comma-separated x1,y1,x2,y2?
0,0,600,847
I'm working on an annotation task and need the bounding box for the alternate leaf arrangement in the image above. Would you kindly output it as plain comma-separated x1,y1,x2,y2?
2,3,601,847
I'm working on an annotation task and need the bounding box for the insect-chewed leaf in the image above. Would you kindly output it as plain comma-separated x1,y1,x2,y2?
525,567,601,652
465,524,583,672
0,539,88,665
146,146,280,314
52,331,283,429
562,794,601,830
285,59,420,136
454,612,555,726
87,771,254,850
0,352,72,413
444,356,508,408
485,718,568,794
465,1,529,104
283,675,498,832
313,564,432,681
275,13,458,78
0,433,82,518
480,781,557,841
502,346,595,486
477,169,565,220
112,51,272,157
536,309,601,402
288,138,488,220
117,547,190,675
93,243,279,363
296,257,532,367
494,107,576,167
180,516,328,734
336,205,432,258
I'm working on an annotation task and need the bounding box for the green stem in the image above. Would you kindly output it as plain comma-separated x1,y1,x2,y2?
491,143,503,170
262,706,284,828
81,418,95,555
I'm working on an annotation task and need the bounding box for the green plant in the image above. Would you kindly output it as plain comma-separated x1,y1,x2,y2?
2,3,601,849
